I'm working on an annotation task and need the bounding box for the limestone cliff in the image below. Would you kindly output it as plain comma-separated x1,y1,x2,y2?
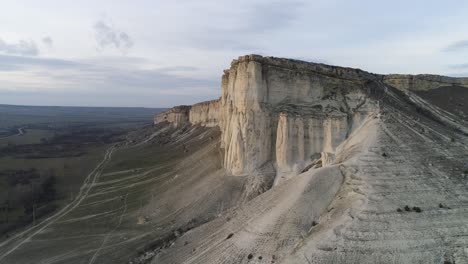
155,100,220,127
220,55,380,176
154,105,190,128
189,99,220,127
155,55,468,178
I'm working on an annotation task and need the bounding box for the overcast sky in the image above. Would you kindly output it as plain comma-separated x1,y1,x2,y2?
1,0,468,107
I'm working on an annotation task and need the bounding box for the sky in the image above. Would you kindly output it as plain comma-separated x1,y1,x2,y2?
1,0,468,107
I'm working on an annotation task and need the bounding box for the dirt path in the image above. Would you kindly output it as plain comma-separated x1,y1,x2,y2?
88,193,129,264
0,127,25,139
0,144,117,262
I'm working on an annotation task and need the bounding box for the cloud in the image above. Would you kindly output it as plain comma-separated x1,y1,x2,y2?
0,54,81,70
443,40,468,52
0,54,218,104
42,36,53,49
0,38,39,56
446,72,468,77
448,63,468,69
93,20,133,53
158,66,199,72
181,1,303,51
247,1,304,33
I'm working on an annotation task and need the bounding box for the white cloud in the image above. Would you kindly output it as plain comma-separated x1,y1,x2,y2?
93,20,133,53
443,40,468,52
1,0,468,106
0,38,39,56
42,36,53,49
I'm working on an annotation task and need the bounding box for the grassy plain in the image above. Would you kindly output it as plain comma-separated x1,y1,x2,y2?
0,104,164,236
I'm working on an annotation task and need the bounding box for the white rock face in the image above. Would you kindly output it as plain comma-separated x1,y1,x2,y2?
189,99,220,127
154,105,191,128
155,100,220,128
155,55,467,181
220,55,379,176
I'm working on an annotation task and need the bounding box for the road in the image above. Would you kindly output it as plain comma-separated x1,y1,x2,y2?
0,144,117,262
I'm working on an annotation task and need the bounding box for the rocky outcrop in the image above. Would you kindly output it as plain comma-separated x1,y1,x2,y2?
383,74,468,93
155,100,220,128
154,105,190,128
220,55,380,176
155,55,468,178
189,99,220,127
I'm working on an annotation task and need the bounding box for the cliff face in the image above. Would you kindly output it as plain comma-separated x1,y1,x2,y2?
155,55,468,178
149,57,468,264
154,100,220,127
383,74,468,93
189,99,220,127
154,105,190,128
220,55,380,176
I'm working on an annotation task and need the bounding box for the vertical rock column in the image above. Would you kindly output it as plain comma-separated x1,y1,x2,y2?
275,113,290,172
221,58,271,175
275,113,306,173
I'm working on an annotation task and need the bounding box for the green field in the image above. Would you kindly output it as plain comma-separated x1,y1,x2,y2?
0,129,54,146
0,104,165,236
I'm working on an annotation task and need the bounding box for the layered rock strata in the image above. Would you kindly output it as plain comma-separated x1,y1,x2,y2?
220,55,380,176
156,55,468,177
189,99,220,127
154,100,220,127
154,105,190,128
383,74,468,93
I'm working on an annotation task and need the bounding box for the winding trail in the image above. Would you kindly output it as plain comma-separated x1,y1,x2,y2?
0,144,117,262
0,127,25,139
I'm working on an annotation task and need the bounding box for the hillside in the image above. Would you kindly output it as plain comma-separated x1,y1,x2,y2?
1,55,467,264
